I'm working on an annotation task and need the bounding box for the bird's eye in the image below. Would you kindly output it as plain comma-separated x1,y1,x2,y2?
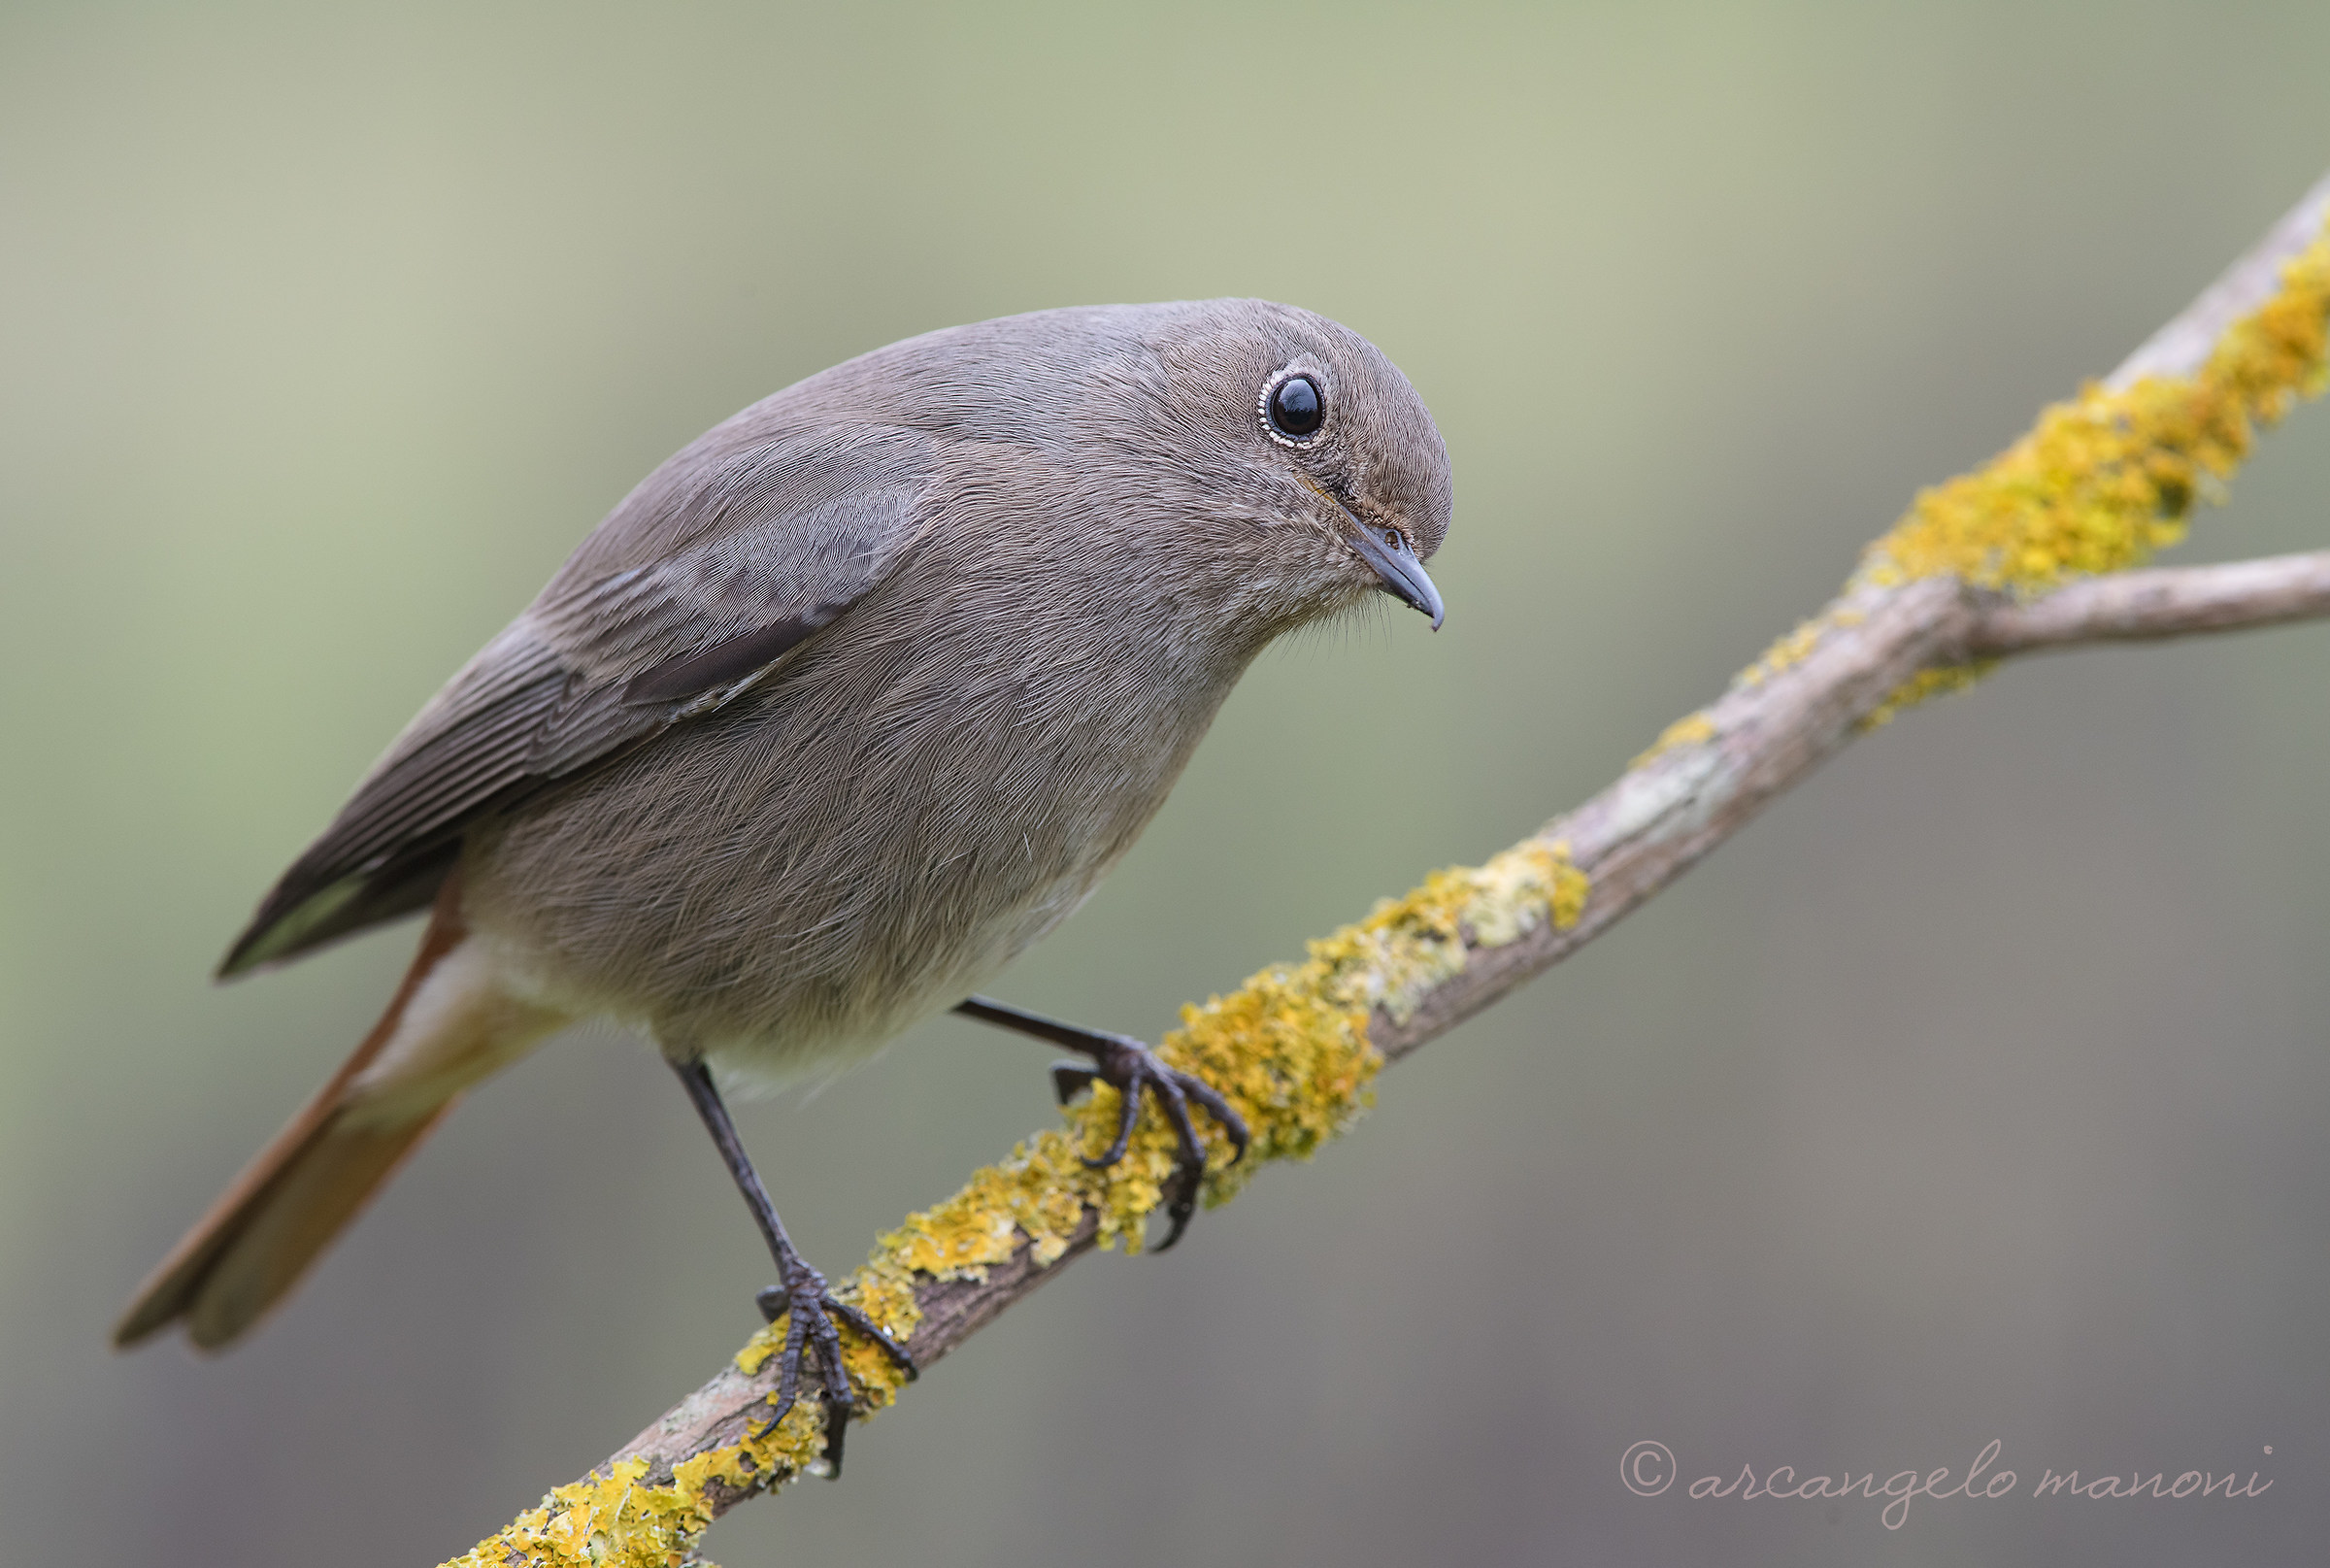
1265,374,1324,440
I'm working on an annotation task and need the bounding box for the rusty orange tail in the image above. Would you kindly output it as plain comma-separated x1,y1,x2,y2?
115,879,568,1350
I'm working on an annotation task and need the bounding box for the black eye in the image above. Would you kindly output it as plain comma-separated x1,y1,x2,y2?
1267,374,1324,439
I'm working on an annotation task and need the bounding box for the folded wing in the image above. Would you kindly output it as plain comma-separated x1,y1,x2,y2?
218,421,941,976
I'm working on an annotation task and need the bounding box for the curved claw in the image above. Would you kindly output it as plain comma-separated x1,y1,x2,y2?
1172,1072,1250,1169
1082,1066,1147,1169
1065,1039,1253,1250
1148,1073,1206,1251
1050,1062,1098,1105
751,1272,920,1479
824,1298,920,1384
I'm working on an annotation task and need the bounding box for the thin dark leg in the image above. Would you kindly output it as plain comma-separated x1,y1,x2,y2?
952,996,1249,1250
671,1058,915,1477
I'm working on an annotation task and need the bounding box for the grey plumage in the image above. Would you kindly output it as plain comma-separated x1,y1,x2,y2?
229,299,1449,1078
122,297,1449,1354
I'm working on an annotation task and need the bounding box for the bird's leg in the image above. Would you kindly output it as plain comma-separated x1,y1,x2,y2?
670,1058,915,1478
951,995,1249,1250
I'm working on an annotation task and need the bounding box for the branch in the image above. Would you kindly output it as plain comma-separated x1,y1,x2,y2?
1961,550,2330,654
449,175,2330,1568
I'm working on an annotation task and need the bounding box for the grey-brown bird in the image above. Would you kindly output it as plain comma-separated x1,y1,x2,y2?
114,299,1449,1465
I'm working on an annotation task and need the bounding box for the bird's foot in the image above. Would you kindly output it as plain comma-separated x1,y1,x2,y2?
1051,1035,1250,1250
750,1262,917,1479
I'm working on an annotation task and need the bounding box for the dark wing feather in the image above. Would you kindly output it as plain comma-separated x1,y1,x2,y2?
219,422,939,976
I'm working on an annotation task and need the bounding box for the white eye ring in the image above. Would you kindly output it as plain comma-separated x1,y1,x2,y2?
1259,370,1325,447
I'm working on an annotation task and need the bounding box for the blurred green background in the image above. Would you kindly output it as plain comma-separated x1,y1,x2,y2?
3,4,2325,1564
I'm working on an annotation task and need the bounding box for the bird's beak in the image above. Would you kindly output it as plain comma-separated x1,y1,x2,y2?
1345,520,1445,630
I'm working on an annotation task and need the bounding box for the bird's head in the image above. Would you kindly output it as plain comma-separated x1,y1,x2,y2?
966,299,1450,646
1127,299,1451,638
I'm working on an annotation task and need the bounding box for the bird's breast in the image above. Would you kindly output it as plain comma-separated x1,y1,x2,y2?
462,595,1245,1083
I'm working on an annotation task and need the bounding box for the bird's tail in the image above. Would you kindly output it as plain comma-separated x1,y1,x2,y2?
113,877,568,1351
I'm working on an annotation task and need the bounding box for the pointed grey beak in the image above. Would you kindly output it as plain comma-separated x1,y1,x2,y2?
1345,520,1445,630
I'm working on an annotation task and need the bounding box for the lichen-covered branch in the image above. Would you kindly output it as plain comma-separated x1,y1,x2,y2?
448,172,2330,1568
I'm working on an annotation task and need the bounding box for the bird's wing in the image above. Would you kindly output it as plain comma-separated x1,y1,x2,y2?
218,422,941,976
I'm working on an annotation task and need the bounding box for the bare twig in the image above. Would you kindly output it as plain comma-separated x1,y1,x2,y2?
2106,170,2330,392
1963,550,2330,653
449,177,2330,1568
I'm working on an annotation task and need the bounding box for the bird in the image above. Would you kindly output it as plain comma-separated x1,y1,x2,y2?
113,298,1450,1469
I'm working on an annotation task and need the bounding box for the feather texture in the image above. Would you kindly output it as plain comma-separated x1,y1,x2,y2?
219,428,940,974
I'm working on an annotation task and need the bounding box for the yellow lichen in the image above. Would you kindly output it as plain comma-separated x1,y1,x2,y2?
1867,234,2330,594
443,1378,836,1568
1632,711,1717,769
1856,661,1996,730
1739,617,1828,687
447,842,1591,1568
1838,227,2330,717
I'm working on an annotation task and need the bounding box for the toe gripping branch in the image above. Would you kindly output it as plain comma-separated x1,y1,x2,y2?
953,996,1251,1250
672,1058,915,1480
750,1266,917,1478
